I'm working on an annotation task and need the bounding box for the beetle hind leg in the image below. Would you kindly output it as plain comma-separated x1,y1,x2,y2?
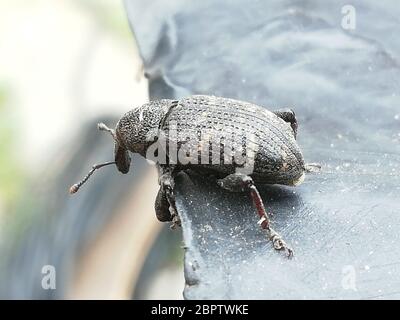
305,162,322,173
217,173,293,258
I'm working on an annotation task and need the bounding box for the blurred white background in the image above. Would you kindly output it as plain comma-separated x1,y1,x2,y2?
0,0,183,299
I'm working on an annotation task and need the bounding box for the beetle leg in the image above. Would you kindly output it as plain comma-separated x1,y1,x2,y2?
217,173,293,258
305,162,322,173
166,187,181,229
154,187,172,222
157,167,181,229
250,183,293,258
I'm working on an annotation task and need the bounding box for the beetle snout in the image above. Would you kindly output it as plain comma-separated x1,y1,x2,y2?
114,141,131,174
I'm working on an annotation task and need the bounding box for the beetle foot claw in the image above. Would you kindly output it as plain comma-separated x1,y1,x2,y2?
268,228,294,258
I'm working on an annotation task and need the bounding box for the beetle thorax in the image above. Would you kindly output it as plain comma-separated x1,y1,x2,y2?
115,100,173,156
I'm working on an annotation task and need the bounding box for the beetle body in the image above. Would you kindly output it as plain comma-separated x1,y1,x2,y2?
115,95,305,186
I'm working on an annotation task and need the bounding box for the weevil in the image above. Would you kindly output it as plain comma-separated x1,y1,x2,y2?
70,95,320,257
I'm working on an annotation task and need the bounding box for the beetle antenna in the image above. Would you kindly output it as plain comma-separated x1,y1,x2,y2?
98,123,116,140
69,161,116,194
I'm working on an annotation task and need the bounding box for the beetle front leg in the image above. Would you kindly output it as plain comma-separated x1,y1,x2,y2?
217,173,293,258
157,167,181,229
154,186,172,222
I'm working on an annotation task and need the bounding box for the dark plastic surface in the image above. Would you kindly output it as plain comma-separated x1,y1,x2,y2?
125,0,400,298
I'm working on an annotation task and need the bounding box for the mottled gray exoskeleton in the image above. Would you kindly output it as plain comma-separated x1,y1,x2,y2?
70,95,319,257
